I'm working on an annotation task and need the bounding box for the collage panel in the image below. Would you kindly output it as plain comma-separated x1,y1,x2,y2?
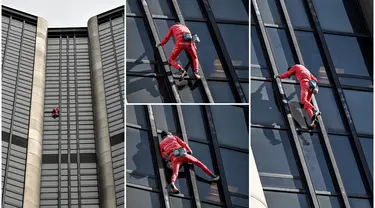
126,105,249,207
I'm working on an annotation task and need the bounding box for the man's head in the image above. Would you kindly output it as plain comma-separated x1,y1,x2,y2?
161,130,172,139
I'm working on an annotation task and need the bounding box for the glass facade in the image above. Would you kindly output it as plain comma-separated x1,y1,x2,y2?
126,0,249,103
251,0,373,207
126,105,249,207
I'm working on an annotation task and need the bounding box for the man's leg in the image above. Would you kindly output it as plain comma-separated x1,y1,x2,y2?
184,154,213,176
170,159,182,193
300,84,315,118
169,45,184,71
186,46,201,79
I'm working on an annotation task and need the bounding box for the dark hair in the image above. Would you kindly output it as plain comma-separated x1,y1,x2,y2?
287,67,292,71
161,131,171,139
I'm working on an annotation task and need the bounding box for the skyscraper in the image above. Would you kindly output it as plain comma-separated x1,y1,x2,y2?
251,0,373,207
2,5,124,207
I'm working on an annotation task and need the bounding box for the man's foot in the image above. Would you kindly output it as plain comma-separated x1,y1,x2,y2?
177,68,187,79
211,174,220,182
194,70,201,80
170,183,180,194
310,111,321,127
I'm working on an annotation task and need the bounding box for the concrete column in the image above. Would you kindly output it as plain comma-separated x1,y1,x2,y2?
23,17,48,208
251,149,268,208
88,16,117,208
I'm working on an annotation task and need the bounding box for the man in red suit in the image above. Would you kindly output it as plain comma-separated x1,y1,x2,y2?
159,131,219,193
51,106,60,119
275,64,321,127
156,23,201,80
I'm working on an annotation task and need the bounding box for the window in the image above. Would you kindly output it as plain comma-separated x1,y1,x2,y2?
256,0,282,25
330,135,367,196
126,0,142,15
126,63,159,73
299,133,335,192
126,187,161,207
241,83,249,102
267,28,295,78
325,35,370,77
207,81,235,103
251,80,285,128
252,128,302,189
349,198,371,208
295,31,330,85
218,24,249,78
178,0,203,19
126,17,155,61
343,90,373,135
220,148,249,204
126,127,158,188
152,105,177,134
317,196,340,208
126,105,147,128
312,0,367,33
189,142,221,203
177,81,205,103
146,0,174,17
126,76,170,103
211,106,248,149
284,0,310,28
208,0,248,22
251,26,269,78
182,106,208,141
264,191,309,208
170,197,192,207
360,138,373,177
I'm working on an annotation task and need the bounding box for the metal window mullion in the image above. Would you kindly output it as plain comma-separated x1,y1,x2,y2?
303,0,373,202
66,36,72,208
174,105,202,208
138,0,181,103
73,36,82,208
1,16,12,71
58,35,62,208
108,17,125,118
145,105,171,208
251,0,320,207
276,0,351,206
170,0,214,103
202,105,232,207
2,19,26,207
198,0,247,103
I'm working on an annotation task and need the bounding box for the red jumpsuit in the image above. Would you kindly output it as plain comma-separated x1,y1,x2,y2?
279,64,318,118
51,107,59,118
160,135,213,183
160,24,199,71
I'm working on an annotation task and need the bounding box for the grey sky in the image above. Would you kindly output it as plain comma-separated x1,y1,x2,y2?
2,0,124,27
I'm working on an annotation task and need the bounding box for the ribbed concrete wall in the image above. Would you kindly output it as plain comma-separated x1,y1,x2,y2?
23,17,48,208
251,149,268,208
88,16,117,208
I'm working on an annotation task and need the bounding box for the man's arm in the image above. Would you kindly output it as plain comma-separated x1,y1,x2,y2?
310,73,318,82
160,146,165,159
160,26,173,46
176,137,192,153
279,66,296,79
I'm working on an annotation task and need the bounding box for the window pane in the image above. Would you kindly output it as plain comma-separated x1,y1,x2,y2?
189,142,221,203
146,0,174,17
207,81,235,103
211,106,248,149
186,22,226,78
251,80,285,128
152,105,177,134
299,133,335,192
251,26,269,78
177,79,204,103
325,35,370,77
178,0,203,19
318,196,340,208
349,198,371,208
127,0,142,15
264,191,309,208
126,76,170,103
252,128,302,189
360,138,373,177
208,0,248,21
241,83,249,102
256,0,282,25
182,106,208,141
343,90,373,135
284,0,310,28
126,128,157,188
295,31,330,85
202,203,222,208
231,195,248,207
126,187,161,207
126,18,155,61
170,197,192,207
220,148,249,196
312,0,367,33
330,135,367,196
126,62,159,73
126,105,147,128
267,28,296,78
219,24,249,69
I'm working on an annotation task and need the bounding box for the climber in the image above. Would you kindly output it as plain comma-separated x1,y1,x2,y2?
274,64,321,127
159,131,219,193
155,22,201,80
51,106,60,119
